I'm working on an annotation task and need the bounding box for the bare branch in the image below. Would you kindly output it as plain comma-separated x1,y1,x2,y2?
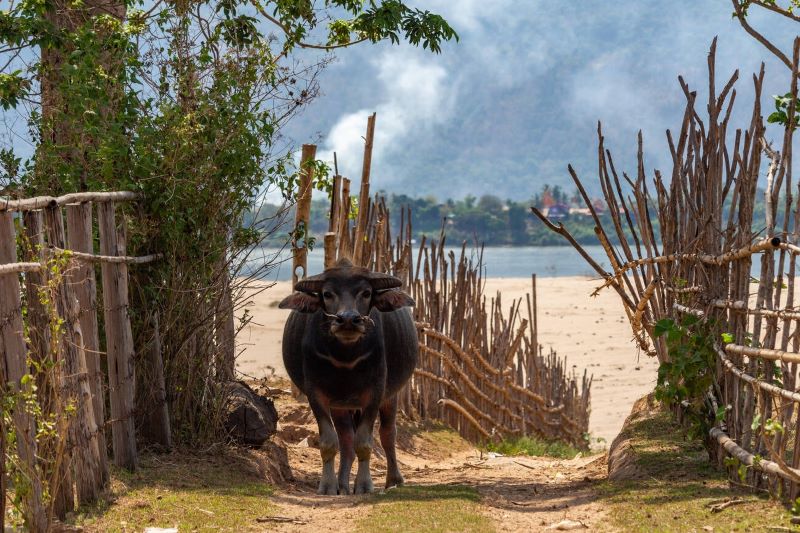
731,0,793,70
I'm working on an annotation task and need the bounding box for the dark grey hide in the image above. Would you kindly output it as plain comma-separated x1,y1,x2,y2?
280,259,418,495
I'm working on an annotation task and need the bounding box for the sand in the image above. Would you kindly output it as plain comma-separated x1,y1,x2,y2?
236,276,659,446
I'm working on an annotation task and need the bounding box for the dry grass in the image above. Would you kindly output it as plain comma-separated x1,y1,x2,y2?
356,484,494,533
599,406,796,532
73,451,276,532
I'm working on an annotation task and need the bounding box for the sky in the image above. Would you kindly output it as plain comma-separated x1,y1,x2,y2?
280,0,800,200
2,1,798,201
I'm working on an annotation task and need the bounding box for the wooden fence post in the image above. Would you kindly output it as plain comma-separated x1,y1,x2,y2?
0,212,47,531
353,113,376,265
45,205,104,506
324,233,337,269
292,144,316,287
65,202,110,485
98,201,138,470
141,311,171,449
216,269,236,381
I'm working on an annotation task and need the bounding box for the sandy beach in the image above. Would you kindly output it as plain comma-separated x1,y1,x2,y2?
237,276,659,446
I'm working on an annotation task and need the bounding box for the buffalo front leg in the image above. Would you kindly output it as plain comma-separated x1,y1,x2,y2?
308,393,339,495
353,403,380,494
331,409,355,495
379,396,404,489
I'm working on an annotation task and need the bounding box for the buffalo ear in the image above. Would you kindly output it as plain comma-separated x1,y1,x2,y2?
372,289,415,312
279,292,320,313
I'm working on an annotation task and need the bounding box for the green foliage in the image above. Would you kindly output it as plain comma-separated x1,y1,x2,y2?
260,0,458,53
2,251,77,529
653,315,717,439
485,435,583,459
767,92,800,129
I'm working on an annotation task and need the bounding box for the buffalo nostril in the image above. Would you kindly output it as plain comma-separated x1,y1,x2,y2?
352,316,364,325
334,316,345,324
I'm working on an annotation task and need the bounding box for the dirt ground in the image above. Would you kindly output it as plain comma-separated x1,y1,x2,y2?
263,386,609,532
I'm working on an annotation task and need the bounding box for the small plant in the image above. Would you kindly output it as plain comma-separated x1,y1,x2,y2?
485,435,583,459
654,315,717,439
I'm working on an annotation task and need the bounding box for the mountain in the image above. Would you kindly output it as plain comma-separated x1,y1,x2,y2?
281,1,798,201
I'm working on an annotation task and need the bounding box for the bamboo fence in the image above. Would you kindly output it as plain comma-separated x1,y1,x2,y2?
0,192,162,528
534,39,800,497
296,115,591,447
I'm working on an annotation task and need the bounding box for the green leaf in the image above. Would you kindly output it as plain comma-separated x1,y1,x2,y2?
751,413,762,432
654,318,674,337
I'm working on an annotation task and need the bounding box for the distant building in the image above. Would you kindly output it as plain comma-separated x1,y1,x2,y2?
543,203,569,220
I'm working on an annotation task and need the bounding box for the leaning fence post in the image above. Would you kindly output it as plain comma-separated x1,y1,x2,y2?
98,201,138,470
0,212,47,531
65,202,110,485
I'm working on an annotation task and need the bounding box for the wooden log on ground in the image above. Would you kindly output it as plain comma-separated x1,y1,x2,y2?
65,202,110,485
98,201,138,471
46,205,104,505
0,212,47,530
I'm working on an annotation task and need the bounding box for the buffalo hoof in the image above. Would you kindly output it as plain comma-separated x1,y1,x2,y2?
338,484,351,495
385,473,404,489
354,477,374,495
318,478,339,495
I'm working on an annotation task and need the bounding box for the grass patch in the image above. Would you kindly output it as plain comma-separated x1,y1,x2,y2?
73,452,275,532
357,485,494,533
600,404,795,532
485,435,582,459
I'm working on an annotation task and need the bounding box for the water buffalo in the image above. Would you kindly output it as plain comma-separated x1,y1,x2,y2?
279,259,418,495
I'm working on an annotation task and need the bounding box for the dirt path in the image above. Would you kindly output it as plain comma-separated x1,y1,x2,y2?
265,393,610,532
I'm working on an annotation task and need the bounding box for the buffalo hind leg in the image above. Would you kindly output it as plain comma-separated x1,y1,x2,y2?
332,409,355,495
308,392,338,495
379,396,404,488
353,403,380,494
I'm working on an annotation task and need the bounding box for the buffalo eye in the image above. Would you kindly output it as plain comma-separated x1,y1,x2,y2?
362,290,372,299
322,291,333,300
